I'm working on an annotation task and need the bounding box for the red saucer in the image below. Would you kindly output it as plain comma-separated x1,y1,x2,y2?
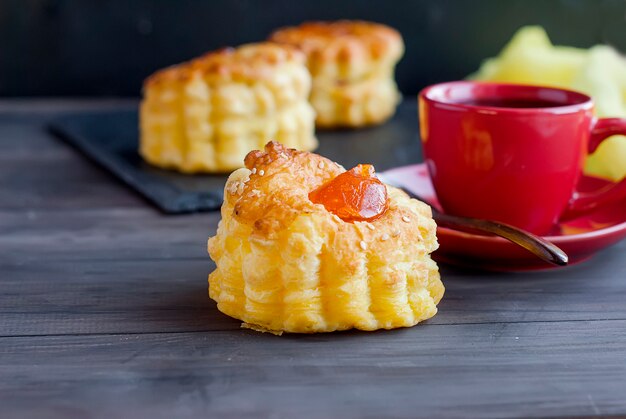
381,164,626,271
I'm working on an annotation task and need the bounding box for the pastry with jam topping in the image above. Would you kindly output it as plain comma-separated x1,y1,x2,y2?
208,141,443,334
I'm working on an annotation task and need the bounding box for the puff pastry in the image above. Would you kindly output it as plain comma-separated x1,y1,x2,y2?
208,142,443,334
270,21,405,128
140,43,317,173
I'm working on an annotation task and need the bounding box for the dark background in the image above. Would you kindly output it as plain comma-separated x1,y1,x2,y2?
2,0,626,97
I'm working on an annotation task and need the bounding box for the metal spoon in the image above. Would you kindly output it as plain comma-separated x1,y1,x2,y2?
378,176,568,266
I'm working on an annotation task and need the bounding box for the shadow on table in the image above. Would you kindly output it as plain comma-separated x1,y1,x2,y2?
125,261,240,333
431,249,622,325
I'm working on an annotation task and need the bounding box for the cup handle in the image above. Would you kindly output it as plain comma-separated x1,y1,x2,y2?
561,117,626,220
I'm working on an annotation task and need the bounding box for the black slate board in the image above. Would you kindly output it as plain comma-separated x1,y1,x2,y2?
50,100,423,213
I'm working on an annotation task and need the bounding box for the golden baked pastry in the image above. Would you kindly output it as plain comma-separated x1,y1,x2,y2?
270,21,405,128
140,43,318,173
208,141,443,334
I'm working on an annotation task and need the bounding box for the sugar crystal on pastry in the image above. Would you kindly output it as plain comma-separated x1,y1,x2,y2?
208,141,443,333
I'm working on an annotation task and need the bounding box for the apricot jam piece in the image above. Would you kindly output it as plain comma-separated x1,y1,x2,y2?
309,164,389,222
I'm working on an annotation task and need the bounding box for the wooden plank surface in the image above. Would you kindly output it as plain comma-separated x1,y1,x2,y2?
1,101,625,418
2,321,626,419
2,247,626,336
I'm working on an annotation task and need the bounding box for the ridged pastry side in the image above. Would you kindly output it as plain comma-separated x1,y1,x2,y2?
140,43,317,173
311,76,401,128
208,142,443,333
269,21,404,128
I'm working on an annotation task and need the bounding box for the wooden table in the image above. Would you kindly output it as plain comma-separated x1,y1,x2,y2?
2,101,626,418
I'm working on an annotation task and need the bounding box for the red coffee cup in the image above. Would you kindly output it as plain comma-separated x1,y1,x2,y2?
419,81,626,235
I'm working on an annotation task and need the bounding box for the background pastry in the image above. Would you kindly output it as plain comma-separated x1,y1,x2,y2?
140,43,317,173
270,20,405,128
208,141,443,334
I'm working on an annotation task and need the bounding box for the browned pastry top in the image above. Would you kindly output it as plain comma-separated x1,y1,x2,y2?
144,42,305,87
222,141,437,257
270,20,404,65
